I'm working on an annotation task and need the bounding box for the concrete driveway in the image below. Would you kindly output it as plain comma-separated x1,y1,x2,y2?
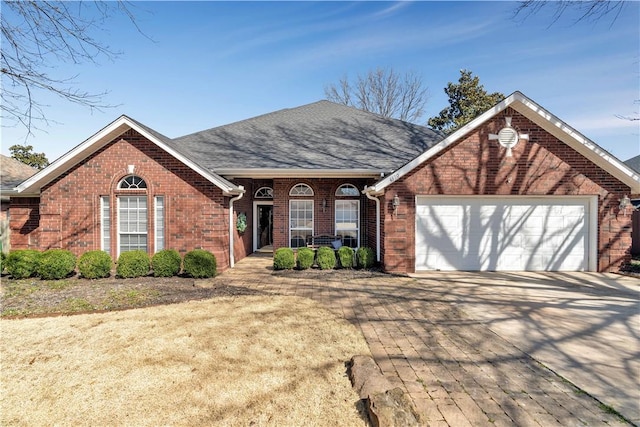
411,271,640,425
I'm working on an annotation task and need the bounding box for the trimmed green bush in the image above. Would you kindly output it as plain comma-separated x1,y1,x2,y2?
356,247,375,269
273,247,295,270
0,251,5,273
37,249,76,280
116,250,150,279
5,249,41,279
78,250,112,279
151,249,182,277
316,246,336,270
337,246,355,269
296,247,315,270
183,249,217,278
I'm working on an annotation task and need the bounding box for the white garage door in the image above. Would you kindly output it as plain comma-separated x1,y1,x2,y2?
415,197,593,271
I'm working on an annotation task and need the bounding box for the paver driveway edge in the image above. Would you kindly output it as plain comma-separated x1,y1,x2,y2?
218,255,634,426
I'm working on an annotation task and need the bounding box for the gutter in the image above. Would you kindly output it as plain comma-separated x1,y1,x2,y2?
364,187,381,263
228,186,245,268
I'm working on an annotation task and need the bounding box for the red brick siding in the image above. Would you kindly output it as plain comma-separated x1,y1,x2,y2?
272,178,376,250
383,109,632,273
9,130,235,270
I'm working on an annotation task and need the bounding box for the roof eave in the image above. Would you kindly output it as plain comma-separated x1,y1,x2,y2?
368,91,640,194
217,168,387,179
16,116,244,196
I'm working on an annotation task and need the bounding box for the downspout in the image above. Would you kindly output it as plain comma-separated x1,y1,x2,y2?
364,187,381,263
228,190,244,268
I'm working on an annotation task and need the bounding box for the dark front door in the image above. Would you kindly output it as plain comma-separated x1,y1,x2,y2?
257,205,273,249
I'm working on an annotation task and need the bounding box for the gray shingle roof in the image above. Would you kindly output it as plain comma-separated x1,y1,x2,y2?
625,154,640,173
1,155,38,191
170,100,442,173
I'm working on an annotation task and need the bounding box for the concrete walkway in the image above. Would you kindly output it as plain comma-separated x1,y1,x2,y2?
217,254,636,426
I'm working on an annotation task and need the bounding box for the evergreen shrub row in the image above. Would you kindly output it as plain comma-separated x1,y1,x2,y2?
272,246,376,270
1,248,217,280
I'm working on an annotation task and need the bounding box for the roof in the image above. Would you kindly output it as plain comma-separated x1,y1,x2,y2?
170,100,442,177
0,155,38,197
625,154,640,173
368,91,640,194
16,115,244,196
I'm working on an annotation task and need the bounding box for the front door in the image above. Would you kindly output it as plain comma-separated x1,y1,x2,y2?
255,204,273,250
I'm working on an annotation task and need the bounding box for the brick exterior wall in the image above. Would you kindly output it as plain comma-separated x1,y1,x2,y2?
271,178,376,250
9,129,236,271
382,109,632,274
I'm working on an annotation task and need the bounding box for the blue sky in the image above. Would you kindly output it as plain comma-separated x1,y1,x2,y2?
2,1,639,162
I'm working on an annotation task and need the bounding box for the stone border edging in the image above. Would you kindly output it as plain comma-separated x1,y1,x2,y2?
347,355,420,427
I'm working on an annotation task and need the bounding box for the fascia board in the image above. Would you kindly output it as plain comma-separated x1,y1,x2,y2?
369,91,640,194
216,168,386,179
510,96,640,193
16,116,243,195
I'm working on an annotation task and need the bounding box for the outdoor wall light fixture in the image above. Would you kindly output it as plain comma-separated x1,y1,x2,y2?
619,195,631,216
392,194,400,216
322,198,327,212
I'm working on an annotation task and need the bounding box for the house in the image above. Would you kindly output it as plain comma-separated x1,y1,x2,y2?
8,92,640,273
0,155,38,253
624,154,640,255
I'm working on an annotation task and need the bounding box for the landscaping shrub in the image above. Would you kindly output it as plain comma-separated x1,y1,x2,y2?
151,249,182,277
5,249,41,279
337,246,355,269
356,247,375,269
183,249,217,278
78,250,112,279
0,251,5,273
273,247,295,270
116,250,150,279
296,247,314,270
316,246,336,270
37,249,76,280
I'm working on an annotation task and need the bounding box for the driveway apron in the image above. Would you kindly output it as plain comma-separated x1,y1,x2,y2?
217,254,634,426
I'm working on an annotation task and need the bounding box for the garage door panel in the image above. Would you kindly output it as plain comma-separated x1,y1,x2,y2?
415,197,589,271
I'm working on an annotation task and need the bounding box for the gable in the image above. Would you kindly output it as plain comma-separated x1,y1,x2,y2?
368,92,640,194
15,116,243,196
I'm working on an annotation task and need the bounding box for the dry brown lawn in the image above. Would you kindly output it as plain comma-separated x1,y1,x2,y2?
1,295,371,426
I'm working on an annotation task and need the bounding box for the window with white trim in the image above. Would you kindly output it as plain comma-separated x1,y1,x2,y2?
335,184,359,197
289,183,314,196
255,187,273,199
290,200,313,248
335,199,359,248
100,196,110,254
154,196,164,252
118,196,148,253
118,175,147,189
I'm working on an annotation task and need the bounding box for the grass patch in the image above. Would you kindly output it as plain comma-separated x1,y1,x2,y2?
1,296,370,426
103,288,160,308
1,281,40,298
46,280,74,291
57,297,94,313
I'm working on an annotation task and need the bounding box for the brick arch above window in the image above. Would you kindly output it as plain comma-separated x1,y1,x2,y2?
289,183,314,196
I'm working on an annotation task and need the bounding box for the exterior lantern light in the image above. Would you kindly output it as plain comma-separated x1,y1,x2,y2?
619,195,631,216
392,194,400,216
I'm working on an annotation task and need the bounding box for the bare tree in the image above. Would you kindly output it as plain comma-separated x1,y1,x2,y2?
1,1,145,137
513,1,627,28
325,67,429,123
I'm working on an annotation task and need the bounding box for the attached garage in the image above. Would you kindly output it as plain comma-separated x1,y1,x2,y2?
415,196,597,272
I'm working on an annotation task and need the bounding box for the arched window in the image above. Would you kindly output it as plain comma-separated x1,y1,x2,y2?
118,175,147,189
289,183,314,196
255,187,274,199
335,184,360,248
335,183,359,197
